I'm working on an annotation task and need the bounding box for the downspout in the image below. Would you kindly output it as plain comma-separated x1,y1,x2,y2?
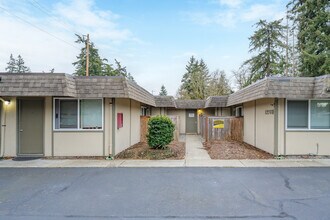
274,98,279,156
129,99,132,147
111,98,116,157
0,98,9,159
254,100,257,147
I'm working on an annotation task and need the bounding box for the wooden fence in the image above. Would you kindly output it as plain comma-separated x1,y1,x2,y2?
140,115,180,143
199,116,243,142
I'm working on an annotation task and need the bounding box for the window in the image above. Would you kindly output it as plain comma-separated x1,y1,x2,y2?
286,99,330,130
54,98,103,130
287,100,308,129
141,106,150,116
311,100,330,129
80,99,102,129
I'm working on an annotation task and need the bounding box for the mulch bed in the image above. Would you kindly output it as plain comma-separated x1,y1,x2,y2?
204,140,274,160
115,141,185,160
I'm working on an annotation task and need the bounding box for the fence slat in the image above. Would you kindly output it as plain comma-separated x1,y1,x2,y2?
200,116,243,142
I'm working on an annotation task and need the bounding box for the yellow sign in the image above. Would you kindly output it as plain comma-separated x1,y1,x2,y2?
213,119,224,129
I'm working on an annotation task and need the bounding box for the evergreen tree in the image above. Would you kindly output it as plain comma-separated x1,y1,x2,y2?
72,34,104,76
159,85,168,96
73,34,135,80
206,70,231,96
5,54,17,73
177,56,210,99
244,19,287,85
287,0,330,76
16,55,30,73
113,59,135,81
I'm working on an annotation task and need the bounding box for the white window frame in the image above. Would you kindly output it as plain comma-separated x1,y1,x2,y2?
53,98,104,131
286,99,330,131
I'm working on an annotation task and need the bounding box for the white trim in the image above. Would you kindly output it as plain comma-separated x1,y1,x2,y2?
285,99,330,131
53,98,104,131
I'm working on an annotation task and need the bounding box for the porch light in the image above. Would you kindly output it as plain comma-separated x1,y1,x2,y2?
4,100,10,105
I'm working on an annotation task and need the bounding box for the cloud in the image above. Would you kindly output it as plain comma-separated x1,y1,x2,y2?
184,1,285,28
184,10,237,28
218,0,242,8
0,0,138,73
241,4,285,22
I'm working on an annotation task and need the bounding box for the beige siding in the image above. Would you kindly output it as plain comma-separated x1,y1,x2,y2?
53,132,103,156
115,98,131,154
277,98,285,155
44,97,52,156
243,101,255,146
255,99,275,154
1,97,17,156
130,100,141,146
167,109,186,134
220,107,231,116
104,98,112,156
286,132,330,155
151,107,160,116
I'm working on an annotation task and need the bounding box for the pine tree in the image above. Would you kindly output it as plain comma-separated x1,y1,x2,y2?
244,19,287,85
16,55,30,73
5,54,17,73
159,85,168,96
287,0,330,76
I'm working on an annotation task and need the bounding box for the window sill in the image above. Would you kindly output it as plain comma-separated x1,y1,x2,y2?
53,129,103,132
286,129,330,132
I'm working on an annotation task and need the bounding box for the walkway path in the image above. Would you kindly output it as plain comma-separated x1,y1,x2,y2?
185,134,211,160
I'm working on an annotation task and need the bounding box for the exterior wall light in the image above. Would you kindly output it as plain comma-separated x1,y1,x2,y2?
4,100,10,105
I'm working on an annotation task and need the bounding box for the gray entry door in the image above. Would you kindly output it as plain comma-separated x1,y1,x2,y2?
18,99,44,155
186,109,197,133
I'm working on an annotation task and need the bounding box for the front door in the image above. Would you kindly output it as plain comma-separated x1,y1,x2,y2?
186,109,197,133
18,99,44,155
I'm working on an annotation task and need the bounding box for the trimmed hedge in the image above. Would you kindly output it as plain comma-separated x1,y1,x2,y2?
147,115,175,149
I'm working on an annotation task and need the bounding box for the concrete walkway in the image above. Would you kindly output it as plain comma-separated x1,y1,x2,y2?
1,135,330,168
1,158,330,168
185,134,211,160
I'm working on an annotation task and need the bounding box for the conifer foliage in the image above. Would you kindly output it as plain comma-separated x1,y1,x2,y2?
5,54,30,73
159,85,168,96
73,34,134,81
287,0,330,76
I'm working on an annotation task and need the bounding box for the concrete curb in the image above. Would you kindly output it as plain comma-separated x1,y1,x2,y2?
0,158,330,168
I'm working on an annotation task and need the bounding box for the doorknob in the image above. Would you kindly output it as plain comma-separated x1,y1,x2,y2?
20,129,23,132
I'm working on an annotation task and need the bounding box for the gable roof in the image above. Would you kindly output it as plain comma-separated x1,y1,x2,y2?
0,73,155,106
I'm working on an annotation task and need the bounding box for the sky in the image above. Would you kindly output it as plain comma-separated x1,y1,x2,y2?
0,0,288,95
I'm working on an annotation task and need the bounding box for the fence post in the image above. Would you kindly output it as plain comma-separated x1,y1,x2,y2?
205,116,208,142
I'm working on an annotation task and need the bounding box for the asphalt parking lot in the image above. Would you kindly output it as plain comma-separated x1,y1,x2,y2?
0,167,330,219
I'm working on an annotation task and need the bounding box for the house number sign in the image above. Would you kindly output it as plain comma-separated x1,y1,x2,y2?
265,110,274,115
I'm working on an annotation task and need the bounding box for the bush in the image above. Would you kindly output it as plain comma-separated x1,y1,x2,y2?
147,115,175,149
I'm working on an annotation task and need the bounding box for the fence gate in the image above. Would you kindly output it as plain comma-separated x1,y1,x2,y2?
199,116,243,142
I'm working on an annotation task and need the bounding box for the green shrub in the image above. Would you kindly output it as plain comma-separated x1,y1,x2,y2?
147,115,175,149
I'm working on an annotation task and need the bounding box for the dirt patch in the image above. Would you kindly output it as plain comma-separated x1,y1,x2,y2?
115,141,185,160
204,140,273,159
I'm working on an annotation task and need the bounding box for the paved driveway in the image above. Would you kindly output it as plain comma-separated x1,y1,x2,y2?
0,168,330,219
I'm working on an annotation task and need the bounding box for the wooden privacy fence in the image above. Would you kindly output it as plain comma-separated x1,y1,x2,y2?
199,116,243,142
140,115,179,143
140,116,150,143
